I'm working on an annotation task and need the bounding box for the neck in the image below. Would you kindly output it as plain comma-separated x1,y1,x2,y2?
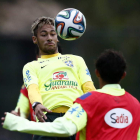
99,79,107,88
40,51,58,55
40,47,59,55
99,78,120,88
41,53,60,59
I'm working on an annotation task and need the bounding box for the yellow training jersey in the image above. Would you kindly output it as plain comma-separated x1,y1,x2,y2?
23,53,93,110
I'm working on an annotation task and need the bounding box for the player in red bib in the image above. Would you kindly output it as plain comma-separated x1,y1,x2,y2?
2,49,140,140
73,49,140,140
9,46,40,122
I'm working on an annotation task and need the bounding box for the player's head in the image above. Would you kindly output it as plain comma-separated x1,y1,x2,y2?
31,16,59,55
95,49,127,86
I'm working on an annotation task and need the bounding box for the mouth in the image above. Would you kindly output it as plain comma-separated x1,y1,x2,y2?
45,42,55,46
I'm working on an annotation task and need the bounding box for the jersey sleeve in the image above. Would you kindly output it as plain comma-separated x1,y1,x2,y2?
75,56,93,85
15,93,30,118
28,84,43,105
82,81,96,93
3,112,77,137
23,62,38,88
64,103,87,131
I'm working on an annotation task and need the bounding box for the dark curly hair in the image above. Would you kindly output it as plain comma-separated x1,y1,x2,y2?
95,49,127,83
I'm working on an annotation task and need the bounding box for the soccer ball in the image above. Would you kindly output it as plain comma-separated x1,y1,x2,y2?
55,8,86,41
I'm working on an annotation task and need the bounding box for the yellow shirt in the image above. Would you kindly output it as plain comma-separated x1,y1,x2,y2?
23,53,94,110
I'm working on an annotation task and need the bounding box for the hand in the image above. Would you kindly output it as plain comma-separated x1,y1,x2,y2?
10,108,21,116
1,112,7,126
35,104,52,122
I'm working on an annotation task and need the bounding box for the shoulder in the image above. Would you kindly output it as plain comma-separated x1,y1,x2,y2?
125,91,140,105
76,91,101,102
74,91,101,108
64,54,84,61
24,60,38,67
23,60,38,70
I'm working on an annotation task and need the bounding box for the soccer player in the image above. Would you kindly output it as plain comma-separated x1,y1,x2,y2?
2,49,140,140
20,16,95,140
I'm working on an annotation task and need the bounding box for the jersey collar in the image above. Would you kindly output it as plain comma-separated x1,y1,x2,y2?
96,84,125,96
39,53,61,59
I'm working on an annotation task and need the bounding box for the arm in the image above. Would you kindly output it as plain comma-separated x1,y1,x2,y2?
76,56,96,92
23,63,51,122
28,84,51,122
82,81,96,93
27,84,43,105
23,63,43,105
2,103,87,137
2,113,76,137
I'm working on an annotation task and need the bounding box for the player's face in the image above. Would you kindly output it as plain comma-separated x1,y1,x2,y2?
32,24,59,55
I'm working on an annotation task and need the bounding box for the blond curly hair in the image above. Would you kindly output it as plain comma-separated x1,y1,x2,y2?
31,16,55,36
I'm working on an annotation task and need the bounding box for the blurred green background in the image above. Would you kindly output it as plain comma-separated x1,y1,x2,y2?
0,0,140,139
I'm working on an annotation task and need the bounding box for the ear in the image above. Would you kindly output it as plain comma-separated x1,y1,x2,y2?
95,69,100,77
121,71,126,79
57,39,59,42
32,36,37,44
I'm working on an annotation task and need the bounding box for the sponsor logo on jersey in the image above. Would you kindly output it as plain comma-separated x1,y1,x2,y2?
58,56,70,59
104,108,133,128
41,65,47,69
44,79,78,91
68,106,85,118
53,71,69,80
64,60,74,67
26,70,31,82
39,60,49,63
86,68,91,77
68,106,79,114
24,78,27,83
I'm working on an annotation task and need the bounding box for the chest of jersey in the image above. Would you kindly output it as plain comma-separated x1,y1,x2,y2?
37,55,80,88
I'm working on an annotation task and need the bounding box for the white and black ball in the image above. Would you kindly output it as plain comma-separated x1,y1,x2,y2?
55,8,86,41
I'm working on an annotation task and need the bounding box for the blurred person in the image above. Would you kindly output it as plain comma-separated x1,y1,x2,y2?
10,46,40,121
14,16,95,140
11,84,36,121
2,49,140,140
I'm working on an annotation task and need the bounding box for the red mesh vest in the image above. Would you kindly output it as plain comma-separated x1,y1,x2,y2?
74,91,140,140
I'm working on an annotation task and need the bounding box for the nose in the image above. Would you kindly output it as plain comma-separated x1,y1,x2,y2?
47,34,52,41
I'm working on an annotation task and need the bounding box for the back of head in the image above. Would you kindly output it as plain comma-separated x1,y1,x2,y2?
95,49,127,83
31,16,55,36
